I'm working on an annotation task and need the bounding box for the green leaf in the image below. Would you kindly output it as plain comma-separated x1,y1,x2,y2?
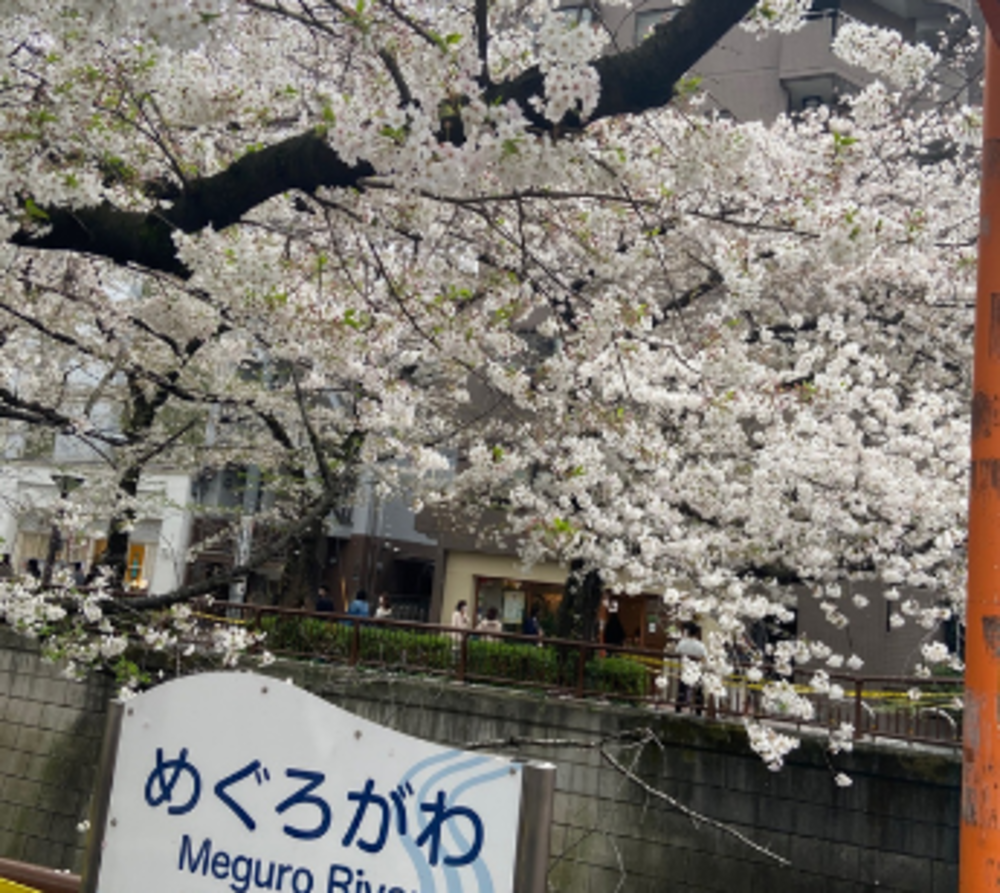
24,198,49,222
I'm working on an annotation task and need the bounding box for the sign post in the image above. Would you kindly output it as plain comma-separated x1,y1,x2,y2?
964,5,1000,891
80,701,123,893
80,673,553,893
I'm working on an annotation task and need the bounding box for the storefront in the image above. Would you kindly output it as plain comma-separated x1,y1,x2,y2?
441,551,672,646
473,575,565,634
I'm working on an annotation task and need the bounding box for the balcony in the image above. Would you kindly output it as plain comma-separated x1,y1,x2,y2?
778,12,870,110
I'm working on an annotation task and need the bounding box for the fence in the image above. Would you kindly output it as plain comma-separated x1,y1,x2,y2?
199,603,963,749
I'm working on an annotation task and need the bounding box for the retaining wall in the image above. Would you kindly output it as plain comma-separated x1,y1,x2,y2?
0,630,960,891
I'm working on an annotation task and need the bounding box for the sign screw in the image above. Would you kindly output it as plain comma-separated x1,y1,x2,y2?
261,686,269,694
354,730,363,740
110,819,117,827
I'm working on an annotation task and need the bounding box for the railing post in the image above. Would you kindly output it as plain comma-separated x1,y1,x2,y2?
457,629,467,682
81,700,124,893
350,619,360,666
513,762,557,893
853,678,864,740
576,643,586,697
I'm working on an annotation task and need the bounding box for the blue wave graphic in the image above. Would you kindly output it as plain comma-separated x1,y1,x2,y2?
394,750,520,893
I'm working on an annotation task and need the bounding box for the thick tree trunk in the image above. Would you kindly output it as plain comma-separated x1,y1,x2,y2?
556,559,603,642
90,378,165,589
91,465,141,588
277,517,327,609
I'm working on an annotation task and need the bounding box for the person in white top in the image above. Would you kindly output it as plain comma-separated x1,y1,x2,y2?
675,622,706,715
476,606,503,642
450,599,471,644
374,593,392,619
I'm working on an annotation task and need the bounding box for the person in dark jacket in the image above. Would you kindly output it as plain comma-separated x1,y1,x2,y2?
604,604,626,648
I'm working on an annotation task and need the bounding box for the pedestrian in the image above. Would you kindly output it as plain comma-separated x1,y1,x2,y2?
676,622,707,715
314,585,335,613
375,593,392,619
523,602,543,639
450,599,470,644
604,602,626,649
347,589,370,617
476,606,503,641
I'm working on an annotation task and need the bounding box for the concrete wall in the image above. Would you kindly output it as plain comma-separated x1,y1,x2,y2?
440,552,568,622
281,662,960,893
0,630,960,891
0,629,111,872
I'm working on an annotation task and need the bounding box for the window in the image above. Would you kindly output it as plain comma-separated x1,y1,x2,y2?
634,7,677,43
557,5,594,26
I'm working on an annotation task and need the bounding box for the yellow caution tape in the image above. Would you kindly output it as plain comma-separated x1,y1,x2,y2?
0,878,41,893
634,655,961,705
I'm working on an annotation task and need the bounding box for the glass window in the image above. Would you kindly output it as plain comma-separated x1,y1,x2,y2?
557,5,594,26
634,8,676,43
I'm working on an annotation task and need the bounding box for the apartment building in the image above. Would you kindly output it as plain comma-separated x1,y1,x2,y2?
561,0,975,120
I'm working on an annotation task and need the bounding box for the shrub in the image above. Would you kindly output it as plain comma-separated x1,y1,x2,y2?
357,627,453,671
466,640,560,686
256,616,649,699
258,615,349,657
258,615,453,671
585,655,649,699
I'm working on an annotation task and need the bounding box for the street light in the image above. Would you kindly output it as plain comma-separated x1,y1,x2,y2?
41,472,84,588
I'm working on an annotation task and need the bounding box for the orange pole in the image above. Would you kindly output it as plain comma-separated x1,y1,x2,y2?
962,26,1000,893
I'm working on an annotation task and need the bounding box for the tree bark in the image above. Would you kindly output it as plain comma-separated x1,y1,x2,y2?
556,559,604,642
8,0,756,276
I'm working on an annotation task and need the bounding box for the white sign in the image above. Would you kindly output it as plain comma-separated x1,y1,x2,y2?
97,672,523,893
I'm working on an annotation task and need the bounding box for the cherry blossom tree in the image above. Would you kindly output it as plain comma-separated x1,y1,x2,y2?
0,0,978,765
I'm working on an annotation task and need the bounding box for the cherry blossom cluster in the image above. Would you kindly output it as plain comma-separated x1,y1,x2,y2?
0,0,977,761
833,20,941,90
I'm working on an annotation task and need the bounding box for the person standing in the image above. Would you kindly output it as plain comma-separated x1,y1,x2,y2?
675,622,707,715
604,603,626,649
314,585,335,613
523,603,543,639
347,589,370,617
450,600,470,645
476,606,503,641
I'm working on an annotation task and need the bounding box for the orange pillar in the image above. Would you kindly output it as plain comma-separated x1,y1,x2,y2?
962,27,1000,893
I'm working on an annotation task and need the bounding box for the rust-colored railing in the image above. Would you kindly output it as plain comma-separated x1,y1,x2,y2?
197,603,963,749
0,859,79,893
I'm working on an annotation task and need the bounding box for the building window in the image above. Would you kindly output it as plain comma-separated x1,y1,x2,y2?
634,7,677,43
557,5,595,27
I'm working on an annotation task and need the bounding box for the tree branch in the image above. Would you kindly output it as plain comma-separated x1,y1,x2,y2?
8,0,753,276
465,727,791,866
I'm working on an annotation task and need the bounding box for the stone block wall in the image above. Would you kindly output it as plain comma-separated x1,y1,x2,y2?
0,629,111,872
0,634,961,891
279,662,960,893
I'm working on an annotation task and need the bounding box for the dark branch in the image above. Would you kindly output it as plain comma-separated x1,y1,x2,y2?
12,131,375,277
9,0,753,275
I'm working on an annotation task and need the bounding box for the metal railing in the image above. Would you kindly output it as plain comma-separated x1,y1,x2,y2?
0,859,79,893
198,603,963,749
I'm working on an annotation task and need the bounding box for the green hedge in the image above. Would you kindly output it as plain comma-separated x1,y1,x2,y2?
257,615,649,698
466,640,560,685
585,655,649,699
259,615,349,656
356,626,453,670
466,641,648,698
258,615,452,671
